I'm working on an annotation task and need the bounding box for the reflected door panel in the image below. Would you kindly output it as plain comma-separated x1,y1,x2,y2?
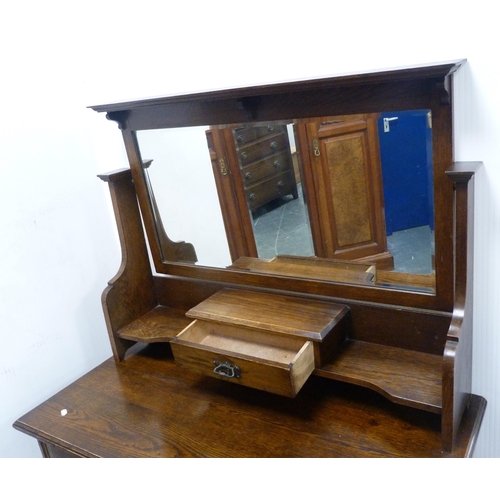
378,110,434,235
296,115,394,269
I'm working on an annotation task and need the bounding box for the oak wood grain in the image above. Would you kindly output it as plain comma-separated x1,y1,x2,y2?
13,344,485,458
229,255,376,285
88,63,483,453
117,305,192,342
185,288,349,341
316,340,442,412
98,168,157,360
171,320,315,397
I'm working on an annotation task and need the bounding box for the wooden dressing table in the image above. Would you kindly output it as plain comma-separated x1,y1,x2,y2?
14,60,486,457
14,343,484,458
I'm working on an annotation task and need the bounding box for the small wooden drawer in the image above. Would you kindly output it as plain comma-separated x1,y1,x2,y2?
170,289,349,397
245,170,296,210
233,124,285,145
240,151,292,186
237,132,289,165
171,320,314,397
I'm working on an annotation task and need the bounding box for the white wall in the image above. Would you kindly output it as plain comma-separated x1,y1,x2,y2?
1,0,499,459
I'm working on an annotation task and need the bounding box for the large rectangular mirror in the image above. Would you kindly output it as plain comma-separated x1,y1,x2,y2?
136,110,435,292
91,60,464,310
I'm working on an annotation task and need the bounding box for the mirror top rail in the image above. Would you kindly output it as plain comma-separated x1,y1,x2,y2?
89,60,466,131
89,59,465,115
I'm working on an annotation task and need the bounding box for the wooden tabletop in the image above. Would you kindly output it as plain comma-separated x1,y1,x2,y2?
13,344,485,458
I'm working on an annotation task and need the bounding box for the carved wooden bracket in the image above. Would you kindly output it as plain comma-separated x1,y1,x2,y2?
237,96,262,120
436,75,453,105
106,111,129,130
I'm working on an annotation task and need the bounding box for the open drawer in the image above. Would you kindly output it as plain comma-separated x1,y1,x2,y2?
171,320,314,397
170,288,349,397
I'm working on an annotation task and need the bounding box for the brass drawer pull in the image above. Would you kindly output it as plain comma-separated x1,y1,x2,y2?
213,360,241,379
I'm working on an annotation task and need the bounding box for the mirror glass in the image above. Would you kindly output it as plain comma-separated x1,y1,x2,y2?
138,126,232,268
137,110,435,292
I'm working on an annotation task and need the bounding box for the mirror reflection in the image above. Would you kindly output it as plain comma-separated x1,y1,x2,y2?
136,110,435,292
138,126,232,268
235,123,315,259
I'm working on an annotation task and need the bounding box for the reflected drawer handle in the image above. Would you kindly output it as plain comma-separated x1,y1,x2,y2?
267,125,275,132
277,180,285,188
213,360,241,378
240,151,248,160
249,193,257,201
270,141,278,150
273,160,281,168
245,172,252,180
236,134,244,143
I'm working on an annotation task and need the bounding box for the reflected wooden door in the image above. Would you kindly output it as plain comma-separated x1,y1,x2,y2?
295,115,393,269
205,127,258,261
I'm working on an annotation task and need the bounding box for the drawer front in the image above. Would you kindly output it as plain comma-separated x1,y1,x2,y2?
245,171,297,210
171,320,315,397
240,151,293,186
233,124,286,145
237,132,290,166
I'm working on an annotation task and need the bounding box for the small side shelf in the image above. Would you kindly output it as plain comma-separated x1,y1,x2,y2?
117,305,192,343
315,340,443,414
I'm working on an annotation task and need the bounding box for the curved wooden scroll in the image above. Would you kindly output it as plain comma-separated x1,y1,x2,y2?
97,168,157,360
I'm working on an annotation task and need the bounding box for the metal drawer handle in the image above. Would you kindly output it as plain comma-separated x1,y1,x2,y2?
213,360,241,378
270,141,278,150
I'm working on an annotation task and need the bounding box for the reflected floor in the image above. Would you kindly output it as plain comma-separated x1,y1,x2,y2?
387,225,434,275
252,185,434,275
252,184,314,259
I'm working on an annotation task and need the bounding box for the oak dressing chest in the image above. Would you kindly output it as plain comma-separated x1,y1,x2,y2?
14,60,486,456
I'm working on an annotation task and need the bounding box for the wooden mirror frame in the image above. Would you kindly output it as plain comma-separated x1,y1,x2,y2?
91,60,465,312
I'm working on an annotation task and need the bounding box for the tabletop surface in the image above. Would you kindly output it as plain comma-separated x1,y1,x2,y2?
14,344,486,458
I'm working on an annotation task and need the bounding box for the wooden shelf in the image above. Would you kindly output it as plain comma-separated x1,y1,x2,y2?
117,305,192,343
118,306,442,413
315,340,442,413
230,256,375,285
118,305,443,413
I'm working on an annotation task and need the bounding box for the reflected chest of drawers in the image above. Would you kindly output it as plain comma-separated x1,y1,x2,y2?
232,124,298,211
